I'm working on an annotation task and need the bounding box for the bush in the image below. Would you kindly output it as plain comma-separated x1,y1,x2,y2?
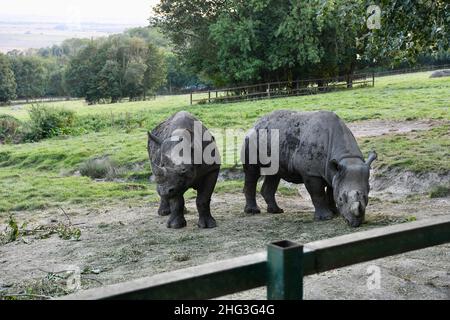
79,157,118,180
26,105,76,141
430,185,450,198
0,115,22,144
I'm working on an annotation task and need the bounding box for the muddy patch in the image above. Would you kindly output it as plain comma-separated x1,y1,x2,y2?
348,119,445,138
370,169,450,197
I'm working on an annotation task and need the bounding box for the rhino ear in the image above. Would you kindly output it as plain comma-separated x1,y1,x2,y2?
330,159,344,173
366,151,378,168
148,132,163,145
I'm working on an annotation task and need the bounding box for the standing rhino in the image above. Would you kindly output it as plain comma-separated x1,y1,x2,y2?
242,110,377,227
148,111,220,229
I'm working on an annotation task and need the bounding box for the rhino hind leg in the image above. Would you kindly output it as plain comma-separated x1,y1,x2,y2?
261,175,284,214
243,165,261,214
167,196,187,229
196,169,219,229
304,177,335,221
158,197,171,216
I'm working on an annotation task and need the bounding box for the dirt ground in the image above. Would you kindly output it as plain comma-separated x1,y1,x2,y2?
347,119,443,138
0,190,449,300
0,119,449,300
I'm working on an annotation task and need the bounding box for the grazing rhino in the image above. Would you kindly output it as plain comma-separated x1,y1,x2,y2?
242,110,377,227
147,111,220,229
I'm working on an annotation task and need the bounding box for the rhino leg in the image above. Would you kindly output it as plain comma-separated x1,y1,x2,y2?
304,177,335,221
261,175,284,214
326,186,338,215
167,196,187,229
196,170,219,229
243,165,261,214
158,197,171,216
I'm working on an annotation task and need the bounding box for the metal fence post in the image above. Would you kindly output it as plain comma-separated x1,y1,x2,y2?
267,240,303,300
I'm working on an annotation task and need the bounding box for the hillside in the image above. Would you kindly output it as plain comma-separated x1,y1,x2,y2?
0,71,449,212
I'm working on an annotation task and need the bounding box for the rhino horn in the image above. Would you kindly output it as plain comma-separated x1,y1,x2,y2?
366,151,378,167
148,132,163,145
152,163,167,177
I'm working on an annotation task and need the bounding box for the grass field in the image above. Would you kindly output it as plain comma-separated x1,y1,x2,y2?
0,71,449,213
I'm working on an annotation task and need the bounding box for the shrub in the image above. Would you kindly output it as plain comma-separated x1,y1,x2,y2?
26,105,76,141
0,115,22,144
430,185,450,198
79,157,118,180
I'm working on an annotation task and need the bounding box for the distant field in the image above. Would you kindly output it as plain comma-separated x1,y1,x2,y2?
0,20,137,53
0,71,449,212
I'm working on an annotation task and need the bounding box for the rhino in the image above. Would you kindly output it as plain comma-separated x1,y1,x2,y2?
242,110,377,227
147,111,220,229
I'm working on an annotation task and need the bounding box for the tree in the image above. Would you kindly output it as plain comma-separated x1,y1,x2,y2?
154,0,450,86
11,56,46,101
65,43,99,100
144,43,166,97
0,54,17,103
164,53,200,94
365,0,449,66
124,60,146,100
98,60,121,103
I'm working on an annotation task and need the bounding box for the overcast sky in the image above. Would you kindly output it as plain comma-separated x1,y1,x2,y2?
0,0,159,24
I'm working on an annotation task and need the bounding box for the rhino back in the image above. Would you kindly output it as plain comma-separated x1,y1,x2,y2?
254,110,363,183
148,111,219,171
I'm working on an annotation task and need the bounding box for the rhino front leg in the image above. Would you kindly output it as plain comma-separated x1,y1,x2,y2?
196,170,219,229
243,165,261,214
167,196,187,229
326,186,338,215
261,175,284,214
304,177,335,221
158,197,171,216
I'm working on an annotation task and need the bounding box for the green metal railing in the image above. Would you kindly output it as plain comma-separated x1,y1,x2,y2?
61,216,450,300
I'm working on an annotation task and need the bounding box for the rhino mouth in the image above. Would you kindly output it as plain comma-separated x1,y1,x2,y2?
346,219,362,228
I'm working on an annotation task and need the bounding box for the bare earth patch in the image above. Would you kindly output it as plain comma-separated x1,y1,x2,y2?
1,191,449,300
347,119,445,138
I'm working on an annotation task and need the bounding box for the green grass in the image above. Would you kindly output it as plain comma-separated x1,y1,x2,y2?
0,71,449,213
360,124,450,173
1,71,449,127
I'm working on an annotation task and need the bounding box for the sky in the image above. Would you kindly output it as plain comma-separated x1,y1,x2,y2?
0,0,160,25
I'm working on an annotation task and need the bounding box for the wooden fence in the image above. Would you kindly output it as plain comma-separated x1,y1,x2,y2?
367,63,450,78
190,73,374,105
61,216,450,300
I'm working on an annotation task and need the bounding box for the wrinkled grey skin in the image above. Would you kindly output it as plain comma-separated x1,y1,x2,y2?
242,110,377,227
148,111,220,229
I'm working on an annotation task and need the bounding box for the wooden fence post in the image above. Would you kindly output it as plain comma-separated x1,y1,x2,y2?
267,83,271,99
267,240,303,300
190,91,193,105
208,91,211,103
372,72,375,87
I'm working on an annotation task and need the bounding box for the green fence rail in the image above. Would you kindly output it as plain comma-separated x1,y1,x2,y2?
61,216,450,300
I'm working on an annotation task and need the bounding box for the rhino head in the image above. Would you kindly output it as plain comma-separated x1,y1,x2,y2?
331,151,377,227
148,131,196,198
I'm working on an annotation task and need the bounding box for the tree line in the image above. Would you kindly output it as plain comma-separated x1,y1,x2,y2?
152,0,449,87
0,27,202,104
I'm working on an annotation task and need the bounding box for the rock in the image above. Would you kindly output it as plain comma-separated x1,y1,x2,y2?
430,69,450,78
